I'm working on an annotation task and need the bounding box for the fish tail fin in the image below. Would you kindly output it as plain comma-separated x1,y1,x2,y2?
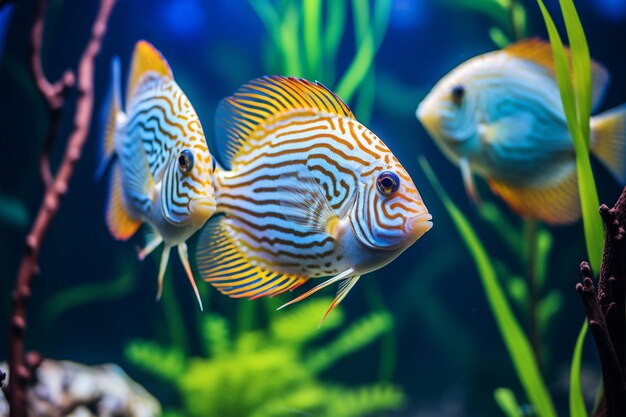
96,57,123,180
105,162,141,241
591,104,626,184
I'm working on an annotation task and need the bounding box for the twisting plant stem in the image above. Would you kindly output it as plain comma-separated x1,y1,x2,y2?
6,1,116,416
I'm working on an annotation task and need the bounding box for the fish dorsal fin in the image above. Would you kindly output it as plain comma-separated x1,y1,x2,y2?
195,216,309,299
127,40,173,103
215,76,354,169
504,38,609,110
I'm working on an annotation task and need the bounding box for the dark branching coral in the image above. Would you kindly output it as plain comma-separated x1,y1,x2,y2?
576,186,626,417
5,1,116,416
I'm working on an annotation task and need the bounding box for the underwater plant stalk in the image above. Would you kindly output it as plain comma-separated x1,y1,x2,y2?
524,219,541,362
569,321,589,417
6,1,116,415
420,156,557,417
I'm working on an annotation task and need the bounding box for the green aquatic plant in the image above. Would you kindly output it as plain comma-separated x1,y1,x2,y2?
536,0,603,273
125,298,404,417
248,0,391,122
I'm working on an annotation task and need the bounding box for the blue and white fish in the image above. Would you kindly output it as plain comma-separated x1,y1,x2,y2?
195,76,432,322
100,41,216,308
417,38,626,224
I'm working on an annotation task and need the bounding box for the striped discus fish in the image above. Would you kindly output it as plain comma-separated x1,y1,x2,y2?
100,41,216,309
417,38,626,224
195,76,432,322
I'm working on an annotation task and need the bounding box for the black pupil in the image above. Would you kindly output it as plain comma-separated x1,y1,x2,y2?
381,177,394,189
377,171,399,195
179,154,188,167
452,85,464,103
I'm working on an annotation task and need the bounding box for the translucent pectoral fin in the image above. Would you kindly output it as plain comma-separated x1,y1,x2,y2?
178,242,203,311
460,158,481,206
136,234,163,261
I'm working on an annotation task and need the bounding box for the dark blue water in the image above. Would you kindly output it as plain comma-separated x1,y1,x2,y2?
1,1,625,415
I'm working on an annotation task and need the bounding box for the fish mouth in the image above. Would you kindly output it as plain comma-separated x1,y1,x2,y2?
190,197,217,218
416,103,440,136
406,212,433,240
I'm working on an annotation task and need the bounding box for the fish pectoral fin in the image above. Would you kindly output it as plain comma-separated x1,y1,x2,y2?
178,242,203,311
156,244,172,302
195,217,308,299
137,230,163,261
277,171,341,238
459,158,481,207
487,162,580,224
277,268,356,312
106,163,141,241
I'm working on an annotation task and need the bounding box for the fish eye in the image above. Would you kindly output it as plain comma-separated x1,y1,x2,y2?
376,171,400,196
178,149,194,174
451,85,465,105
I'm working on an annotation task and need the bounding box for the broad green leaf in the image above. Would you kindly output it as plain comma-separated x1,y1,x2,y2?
570,322,589,417
419,157,556,417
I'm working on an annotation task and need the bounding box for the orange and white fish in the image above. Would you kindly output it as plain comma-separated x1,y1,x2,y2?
417,38,626,224
99,41,216,308
195,76,432,322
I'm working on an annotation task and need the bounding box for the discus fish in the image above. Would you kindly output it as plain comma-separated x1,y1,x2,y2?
417,38,626,224
99,41,216,309
195,76,432,322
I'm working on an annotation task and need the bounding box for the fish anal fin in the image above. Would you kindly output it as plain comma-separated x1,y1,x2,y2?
106,164,141,240
127,40,173,103
215,76,354,169
487,163,580,225
195,217,308,299
504,38,609,110
319,276,360,327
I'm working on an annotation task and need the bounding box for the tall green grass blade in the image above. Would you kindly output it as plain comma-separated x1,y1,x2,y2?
419,156,556,417
336,0,391,103
494,388,523,417
559,0,592,141
323,0,346,84
279,2,303,76
303,0,321,78
570,322,589,417
536,0,603,272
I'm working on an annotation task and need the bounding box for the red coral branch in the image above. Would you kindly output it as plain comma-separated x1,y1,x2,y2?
576,187,626,417
6,1,116,416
